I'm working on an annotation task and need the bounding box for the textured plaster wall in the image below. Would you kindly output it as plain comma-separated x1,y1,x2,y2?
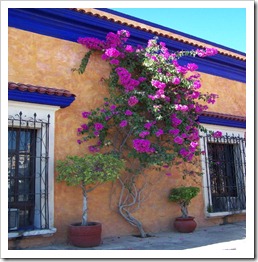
199,74,245,116
8,27,245,248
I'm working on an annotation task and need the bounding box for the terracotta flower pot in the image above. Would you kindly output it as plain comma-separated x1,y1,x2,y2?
174,216,197,233
68,222,102,247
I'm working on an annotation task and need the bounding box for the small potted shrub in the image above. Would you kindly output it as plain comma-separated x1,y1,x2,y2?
168,186,200,233
56,153,125,247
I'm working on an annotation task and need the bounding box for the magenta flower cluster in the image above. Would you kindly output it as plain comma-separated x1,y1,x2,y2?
128,96,139,107
133,139,155,153
116,67,140,92
196,47,218,57
76,29,222,167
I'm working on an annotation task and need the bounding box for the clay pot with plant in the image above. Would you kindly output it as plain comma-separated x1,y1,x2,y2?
56,153,125,247
168,186,200,233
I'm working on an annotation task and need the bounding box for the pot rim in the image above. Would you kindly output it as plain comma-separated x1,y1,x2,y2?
175,216,195,220
70,222,101,227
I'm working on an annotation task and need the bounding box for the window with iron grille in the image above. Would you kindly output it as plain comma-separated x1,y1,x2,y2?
201,133,246,214
8,112,50,231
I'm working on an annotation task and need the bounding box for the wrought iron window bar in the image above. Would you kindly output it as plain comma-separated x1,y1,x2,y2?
201,133,246,213
8,112,50,231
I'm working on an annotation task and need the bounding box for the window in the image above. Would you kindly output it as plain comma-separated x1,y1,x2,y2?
201,129,246,215
8,111,50,232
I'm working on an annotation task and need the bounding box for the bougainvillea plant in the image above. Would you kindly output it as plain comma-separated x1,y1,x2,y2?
74,29,221,237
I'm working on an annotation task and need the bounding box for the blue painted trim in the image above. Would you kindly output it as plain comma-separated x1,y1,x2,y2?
101,8,246,56
198,116,246,128
8,89,75,108
8,8,246,83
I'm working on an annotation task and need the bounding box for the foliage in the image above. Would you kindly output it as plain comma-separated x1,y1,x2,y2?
168,186,200,217
76,30,221,169
56,153,125,189
56,153,125,226
74,29,221,234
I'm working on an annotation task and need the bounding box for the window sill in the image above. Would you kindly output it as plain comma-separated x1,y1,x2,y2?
8,228,57,239
206,210,246,218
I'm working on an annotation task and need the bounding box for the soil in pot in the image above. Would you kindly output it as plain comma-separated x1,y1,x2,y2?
68,222,102,247
174,216,197,233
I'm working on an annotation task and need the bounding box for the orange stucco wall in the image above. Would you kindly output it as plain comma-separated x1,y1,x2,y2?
8,27,246,249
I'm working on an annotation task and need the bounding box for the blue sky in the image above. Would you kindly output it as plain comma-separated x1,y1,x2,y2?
111,8,246,53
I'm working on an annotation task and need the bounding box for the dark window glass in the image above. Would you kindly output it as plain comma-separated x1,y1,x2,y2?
208,143,237,197
8,129,36,229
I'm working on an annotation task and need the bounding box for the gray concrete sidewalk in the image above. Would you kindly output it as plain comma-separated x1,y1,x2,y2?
25,221,248,251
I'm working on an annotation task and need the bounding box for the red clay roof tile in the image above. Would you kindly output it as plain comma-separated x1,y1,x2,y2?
201,111,246,122
8,82,76,97
69,8,245,62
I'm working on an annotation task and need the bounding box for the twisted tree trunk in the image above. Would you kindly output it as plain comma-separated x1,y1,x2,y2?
116,174,150,238
81,184,88,226
119,206,147,238
180,203,188,218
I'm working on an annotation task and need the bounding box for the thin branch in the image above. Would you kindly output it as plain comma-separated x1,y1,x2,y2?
85,182,101,193
119,127,134,153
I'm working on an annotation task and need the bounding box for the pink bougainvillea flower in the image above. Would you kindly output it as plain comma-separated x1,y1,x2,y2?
144,121,156,130
151,79,166,89
187,153,194,161
155,129,164,137
193,80,202,89
172,77,181,85
125,109,133,116
195,104,208,113
207,93,218,104
78,37,104,50
105,47,120,58
139,131,150,138
174,136,184,145
94,123,104,131
125,45,134,53
105,32,122,48
181,133,188,139
110,59,120,65
133,139,152,153
119,120,128,128
196,47,218,57
124,78,140,92
128,96,139,107
175,104,188,112
179,148,188,157
110,105,117,111
187,63,198,72
171,115,182,127
166,173,172,176
196,49,206,57
169,129,180,136
147,39,157,48
94,131,99,136
82,111,91,118
205,47,218,56
148,94,158,101
117,29,130,40
138,77,147,83
189,142,198,152
191,91,200,99
81,124,88,130
212,131,223,138
176,66,188,74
